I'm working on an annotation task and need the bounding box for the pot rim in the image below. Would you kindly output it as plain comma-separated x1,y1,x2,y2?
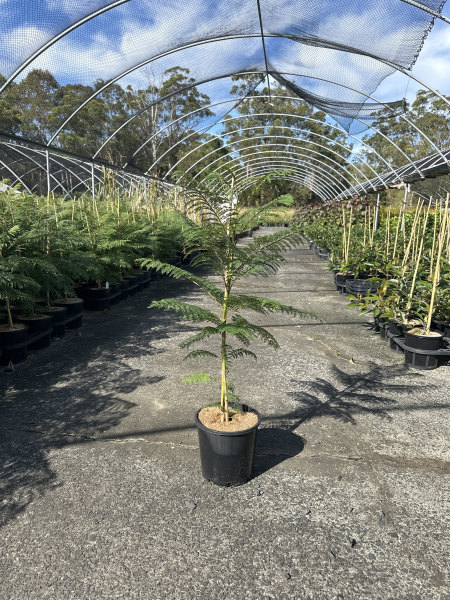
195,404,261,437
405,329,444,339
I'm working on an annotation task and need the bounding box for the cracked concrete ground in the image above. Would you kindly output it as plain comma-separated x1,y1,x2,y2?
0,228,449,600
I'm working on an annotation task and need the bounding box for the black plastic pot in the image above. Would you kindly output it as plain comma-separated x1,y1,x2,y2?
17,314,53,350
195,404,261,487
142,271,152,289
434,322,450,337
109,282,122,305
133,272,145,292
346,279,380,296
45,307,67,338
86,287,111,311
389,322,405,337
0,324,29,365
389,335,404,354
404,330,443,351
335,273,354,285
120,279,130,301
54,298,84,329
124,275,139,296
405,350,441,370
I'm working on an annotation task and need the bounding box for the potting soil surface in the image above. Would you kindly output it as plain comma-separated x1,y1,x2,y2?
1,229,449,600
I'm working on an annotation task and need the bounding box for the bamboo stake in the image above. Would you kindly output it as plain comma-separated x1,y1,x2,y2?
342,206,347,262
364,209,367,247
406,199,431,313
402,199,423,269
392,208,401,260
426,195,449,335
386,206,391,251
346,206,353,262
429,200,439,279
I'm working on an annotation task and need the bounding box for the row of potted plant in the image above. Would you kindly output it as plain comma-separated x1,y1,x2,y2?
294,196,450,370
0,183,187,365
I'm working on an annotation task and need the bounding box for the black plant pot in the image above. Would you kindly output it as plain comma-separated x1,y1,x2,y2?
86,287,111,311
45,307,68,338
120,279,130,301
0,324,29,365
109,282,122,305
404,330,443,352
124,275,139,296
195,404,261,487
17,315,53,350
389,322,405,337
54,298,84,329
346,279,380,296
335,273,354,285
434,321,450,337
133,272,145,292
142,271,152,289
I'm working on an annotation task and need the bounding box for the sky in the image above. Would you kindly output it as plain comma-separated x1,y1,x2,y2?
375,3,450,104
1,0,450,157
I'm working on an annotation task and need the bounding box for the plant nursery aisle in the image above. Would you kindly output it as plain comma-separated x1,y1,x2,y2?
1,229,449,600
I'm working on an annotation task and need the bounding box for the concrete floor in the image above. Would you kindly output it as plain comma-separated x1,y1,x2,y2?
1,228,449,600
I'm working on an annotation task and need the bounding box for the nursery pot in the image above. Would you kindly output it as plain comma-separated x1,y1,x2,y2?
123,275,139,296
86,287,111,311
17,314,53,350
109,282,123,305
44,307,67,338
195,404,261,487
335,273,354,285
54,298,84,329
0,324,29,365
120,279,130,301
389,322,405,337
404,330,444,352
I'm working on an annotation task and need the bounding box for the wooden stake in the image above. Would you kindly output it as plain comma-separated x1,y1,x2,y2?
392,208,401,260
406,199,431,313
426,195,449,334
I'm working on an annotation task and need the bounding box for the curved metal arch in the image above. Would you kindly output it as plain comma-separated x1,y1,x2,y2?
0,1,132,95
217,155,352,193
161,109,409,185
185,134,363,194
227,159,342,198
133,97,380,184
162,90,420,184
69,56,446,185
0,158,33,193
124,97,242,167
48,43,267,146
180,121,377,189
236,169,332,200
239,172,329,201
147,106,395,187
4,144,73,198
206,150,356,197
47,28,450,156
207,153,350,198
397,0,450,25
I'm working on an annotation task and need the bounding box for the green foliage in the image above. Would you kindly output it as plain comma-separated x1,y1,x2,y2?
145,169,324,423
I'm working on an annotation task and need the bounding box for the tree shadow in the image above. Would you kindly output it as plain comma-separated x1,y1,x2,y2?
0,274,201,529
253,362,437,477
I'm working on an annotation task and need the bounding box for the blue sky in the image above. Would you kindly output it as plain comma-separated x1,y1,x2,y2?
1,0,449,156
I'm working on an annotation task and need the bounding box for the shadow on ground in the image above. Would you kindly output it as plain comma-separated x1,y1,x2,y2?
252,362,439,476
0,274,201,529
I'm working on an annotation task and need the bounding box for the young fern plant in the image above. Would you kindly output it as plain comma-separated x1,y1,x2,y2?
142,169,323,424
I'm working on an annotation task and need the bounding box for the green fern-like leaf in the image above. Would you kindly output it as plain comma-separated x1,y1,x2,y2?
183,350,219,361
182,371,217,384
149,299,221,324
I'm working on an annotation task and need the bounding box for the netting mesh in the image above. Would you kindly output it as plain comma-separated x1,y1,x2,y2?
0,0,446,187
